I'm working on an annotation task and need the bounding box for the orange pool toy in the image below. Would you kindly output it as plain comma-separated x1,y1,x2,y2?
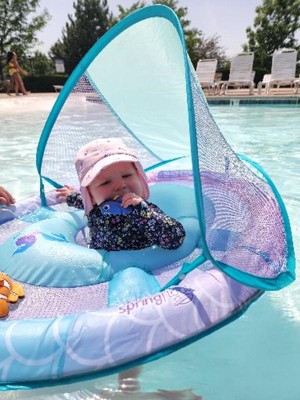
0,273,25,317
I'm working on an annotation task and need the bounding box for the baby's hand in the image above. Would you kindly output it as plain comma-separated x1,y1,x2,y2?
0,186,15,207
56,185,74,202
121,192,143,208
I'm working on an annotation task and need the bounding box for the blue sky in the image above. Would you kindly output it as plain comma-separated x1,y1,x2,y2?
34,0,297,58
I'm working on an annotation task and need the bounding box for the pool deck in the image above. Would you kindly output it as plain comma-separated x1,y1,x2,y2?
1,89,300,104
0,92,58,99
205,87,300,104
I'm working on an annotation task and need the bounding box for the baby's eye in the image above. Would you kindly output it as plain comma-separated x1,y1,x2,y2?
99,180,110,186
123,173,133,178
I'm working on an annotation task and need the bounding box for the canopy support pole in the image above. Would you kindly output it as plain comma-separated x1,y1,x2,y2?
160,253,207,291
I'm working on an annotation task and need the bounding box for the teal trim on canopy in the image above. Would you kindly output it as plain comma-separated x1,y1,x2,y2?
144,156,187,172
41,176,63,189
213,259,294,291
184,64,213,262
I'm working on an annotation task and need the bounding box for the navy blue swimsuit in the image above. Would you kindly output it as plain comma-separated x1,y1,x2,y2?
67,193,186,251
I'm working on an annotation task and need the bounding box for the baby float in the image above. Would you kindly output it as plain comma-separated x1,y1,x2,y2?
0,5,295,390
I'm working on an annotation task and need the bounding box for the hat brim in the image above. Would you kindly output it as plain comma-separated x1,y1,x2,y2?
81,154,140,187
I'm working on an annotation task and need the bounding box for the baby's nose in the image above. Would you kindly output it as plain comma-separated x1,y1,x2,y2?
114,179,126,190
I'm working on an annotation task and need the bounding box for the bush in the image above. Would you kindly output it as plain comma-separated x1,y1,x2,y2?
217,68,229,82
22,75,68,93
252,69,269,85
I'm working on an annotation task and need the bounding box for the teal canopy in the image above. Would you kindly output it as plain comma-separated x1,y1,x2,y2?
36,5,295,291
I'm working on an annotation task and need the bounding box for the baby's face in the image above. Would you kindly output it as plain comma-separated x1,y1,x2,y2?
88,162,143,205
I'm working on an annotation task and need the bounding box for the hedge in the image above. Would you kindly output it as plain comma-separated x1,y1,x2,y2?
22,75,68,93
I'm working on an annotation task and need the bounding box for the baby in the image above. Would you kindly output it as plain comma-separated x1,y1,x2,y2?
56,138,185,251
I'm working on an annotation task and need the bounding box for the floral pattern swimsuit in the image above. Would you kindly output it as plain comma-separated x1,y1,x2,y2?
67,193,186,251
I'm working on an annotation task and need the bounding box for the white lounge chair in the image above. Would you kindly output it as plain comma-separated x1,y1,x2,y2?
53,85,63,92
196,59,218,94
219,52,255,95
264,48,297,94
294,78,300,94
257,74,271,95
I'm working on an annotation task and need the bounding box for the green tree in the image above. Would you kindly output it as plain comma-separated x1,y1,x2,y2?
49,41,66,67
115,0,227,68
243,0,300,70
50,0,113,74
30,50,54,76
0,0,49,79
196,35,227,67
116,1,146,22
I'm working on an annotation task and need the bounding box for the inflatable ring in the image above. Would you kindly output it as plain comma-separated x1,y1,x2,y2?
0,179,262,389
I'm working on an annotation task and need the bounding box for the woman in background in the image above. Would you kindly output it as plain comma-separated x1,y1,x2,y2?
6,51,29,96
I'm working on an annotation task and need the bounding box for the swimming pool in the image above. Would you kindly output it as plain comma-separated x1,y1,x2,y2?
0,96,299,399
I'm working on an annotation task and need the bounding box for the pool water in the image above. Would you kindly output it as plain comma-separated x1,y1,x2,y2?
0,97,299,400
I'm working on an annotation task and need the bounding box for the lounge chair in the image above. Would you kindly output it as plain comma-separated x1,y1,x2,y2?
264,48,297,94
53,85,63,92
195,59,218,94
218,52,255,95
294,78,299,94
257,74,271,95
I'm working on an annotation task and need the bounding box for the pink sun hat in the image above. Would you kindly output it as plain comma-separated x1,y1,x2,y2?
75,138,150,214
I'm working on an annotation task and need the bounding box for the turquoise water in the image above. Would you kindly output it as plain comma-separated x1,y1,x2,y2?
0,97,299,399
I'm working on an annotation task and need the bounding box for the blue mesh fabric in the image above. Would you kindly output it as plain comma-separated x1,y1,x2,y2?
190,67,288,279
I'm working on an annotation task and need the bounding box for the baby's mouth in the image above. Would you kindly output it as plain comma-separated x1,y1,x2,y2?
114,190,128,198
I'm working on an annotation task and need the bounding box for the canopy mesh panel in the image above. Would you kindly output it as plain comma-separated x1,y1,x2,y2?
190,69,287,278
41,74,160,188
